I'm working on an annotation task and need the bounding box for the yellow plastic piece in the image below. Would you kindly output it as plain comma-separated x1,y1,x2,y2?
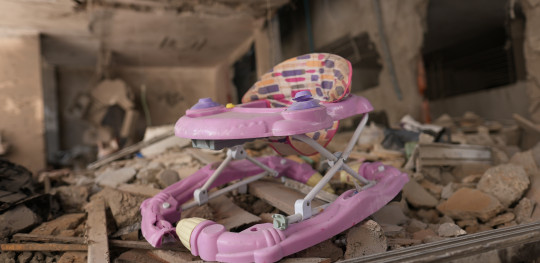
226,103,235,108
306,172,335,194
176,217,206,251
340,163,362,186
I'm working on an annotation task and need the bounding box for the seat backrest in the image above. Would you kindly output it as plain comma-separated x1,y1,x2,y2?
241,53,353,156
242,53,352,107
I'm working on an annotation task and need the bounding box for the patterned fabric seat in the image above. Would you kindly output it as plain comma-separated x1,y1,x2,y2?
241,53,352,156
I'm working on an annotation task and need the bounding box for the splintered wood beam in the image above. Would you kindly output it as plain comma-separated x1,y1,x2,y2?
210,195,261,230
0,243,87,252
249,180,326,215
86,198,110,263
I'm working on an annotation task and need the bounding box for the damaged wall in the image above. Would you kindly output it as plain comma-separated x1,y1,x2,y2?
520,0,540,123
281,0,428,125
0,31,45,173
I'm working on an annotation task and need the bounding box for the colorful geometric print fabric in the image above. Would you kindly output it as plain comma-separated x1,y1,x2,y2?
241,53,352,107
241,53,353,156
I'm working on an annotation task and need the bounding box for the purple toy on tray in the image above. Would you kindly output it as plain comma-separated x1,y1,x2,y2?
140,53,408,263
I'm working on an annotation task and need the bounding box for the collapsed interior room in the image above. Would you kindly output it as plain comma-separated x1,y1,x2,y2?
1,0,540,262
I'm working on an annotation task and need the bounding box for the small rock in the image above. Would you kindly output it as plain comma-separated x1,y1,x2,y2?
372,202,408,225
403,180,438,208
136,166,162,184
0,252,16,263
52,186,89,212
456,219,478,228
156,169,180,188
437,188,503,222
438,223,467,237
492,147,509,165
477,164,529,207
29,252,44,263
500,220,518,228
298,239,343,262
438,215,455,224
510,151,539,175
412,228,436,242
441,183,454,200
406,219,427,233
57,252,87,263
380,224,404,237
0,205,40,238
416,209,440,224
17,252,33,263
486,212,515,227
421,167,441,182
30,213,85,236
96,167,136,188
461,174,482,184
527,173,540,221
514,198,535,224
440,171,456,185
344,220,387,259
420,180,443,198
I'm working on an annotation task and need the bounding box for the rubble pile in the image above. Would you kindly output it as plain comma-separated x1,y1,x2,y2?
0,112,538,262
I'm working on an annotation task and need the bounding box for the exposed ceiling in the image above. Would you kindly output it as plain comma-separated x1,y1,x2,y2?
0,0,289,67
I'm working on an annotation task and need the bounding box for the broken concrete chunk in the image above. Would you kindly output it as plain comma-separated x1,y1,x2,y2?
419,180,443,198
156,169,180,188
406,219,427,233
437,188,503,222
57,252,87,263
96,167,136,188
526,173,540,221
344,220,387,259
372,202,408,225
514,197,536,224
438,215,455,224
30,213,85,236
416,209,440,224
510,150,539,175
456,219,478,228
441,183,454,200
486,212,515,227
437,223,467,237
136,166,162,184
51,186,89,212
402,180,438,208
412,228,436,242
477,164,530,207
0,205,40,238
91,188,147,228
380,224,404,237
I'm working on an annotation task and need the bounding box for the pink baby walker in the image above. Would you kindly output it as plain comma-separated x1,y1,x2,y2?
141,53,408,263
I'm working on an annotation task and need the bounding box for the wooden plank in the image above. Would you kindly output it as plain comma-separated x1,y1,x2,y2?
12,233,188,252
0,243,87,252
282,178,337,203
86,198,110,263
513,113,540,133
249,180,326,215
87,130,174,170
209,195,261,230
116,184,161,197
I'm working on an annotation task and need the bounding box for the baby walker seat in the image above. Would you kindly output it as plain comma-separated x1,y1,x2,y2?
141,53,409,263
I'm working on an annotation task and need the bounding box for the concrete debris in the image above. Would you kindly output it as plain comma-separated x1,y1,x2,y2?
441,183,455,200
380,224,404,237
156,169,180,188
96,167,137,188
91,188,147,228
485,212,515,227
51,186,89,212
412,228,437,242
420,180,443,198
437,223,467,237
0,205,40,239
510,150,539,175
344,220,387,259
372,202,409,226
514,197,536,224
477,164,530,207
416,209,440,224
406,219,427,233
30,213,85,236
402,179,439,208
437,188,503,222
297,239,343,262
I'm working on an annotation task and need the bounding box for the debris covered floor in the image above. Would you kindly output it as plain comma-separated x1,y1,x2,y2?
1,112,539,262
